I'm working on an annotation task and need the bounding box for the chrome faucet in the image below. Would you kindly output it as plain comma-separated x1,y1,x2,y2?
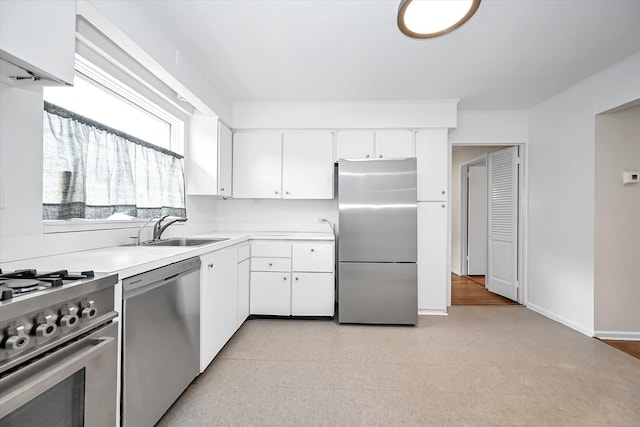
131,217,158,245
153,215,188,240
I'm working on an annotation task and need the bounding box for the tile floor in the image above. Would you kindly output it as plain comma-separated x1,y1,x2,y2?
158,306,640,426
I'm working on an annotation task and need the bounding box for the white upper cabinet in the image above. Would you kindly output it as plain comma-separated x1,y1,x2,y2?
336,130,414,160
233,131,334,199
233,132,283,199
187,116,232,197
336,130,375,160
0,0,75,85
375,130,414,158
282,131,334,199
217,122,233,197
415,128,448,201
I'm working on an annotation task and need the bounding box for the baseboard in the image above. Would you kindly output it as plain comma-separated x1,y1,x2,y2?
451,267,460,276
526,302,594,337
594,331,640,341
418,309,448,316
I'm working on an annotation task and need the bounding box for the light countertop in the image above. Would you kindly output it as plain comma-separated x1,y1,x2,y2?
1,230,334,279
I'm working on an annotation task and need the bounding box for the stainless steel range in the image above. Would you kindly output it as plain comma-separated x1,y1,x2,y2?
0,268,119,426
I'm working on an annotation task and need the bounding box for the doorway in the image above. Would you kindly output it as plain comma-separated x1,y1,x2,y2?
451,145,525,305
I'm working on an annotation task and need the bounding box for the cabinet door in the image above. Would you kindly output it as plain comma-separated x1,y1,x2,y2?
250,272,291,315
200,247,238,372
217,121,233,197
187,114,218,195
416,129,448,201
237,258,250,327
0,0,75,85
291,273,334,316
417,202,448,312
335,130,374,160
375,130,414,158
292,241,334,272
282,131,334,199
233,132,282,198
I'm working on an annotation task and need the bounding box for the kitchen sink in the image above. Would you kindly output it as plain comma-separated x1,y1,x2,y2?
138,238,229,247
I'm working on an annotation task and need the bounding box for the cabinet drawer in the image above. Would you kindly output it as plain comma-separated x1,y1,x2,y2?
237,244,250,262
292,241,334,272
251,241,292,257
251,257,291,272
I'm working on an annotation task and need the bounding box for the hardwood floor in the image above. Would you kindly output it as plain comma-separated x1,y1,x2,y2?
600,339,640,360
451,273,519,305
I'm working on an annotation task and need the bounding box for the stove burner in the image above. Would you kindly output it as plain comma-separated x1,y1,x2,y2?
3,279,42,290
0,269,96,301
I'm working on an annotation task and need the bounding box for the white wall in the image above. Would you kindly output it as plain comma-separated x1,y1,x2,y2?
232,100,458,129
449,110,529,144
215,199,337,230
527,52,640,336
82,0,232,121
594,104,640,338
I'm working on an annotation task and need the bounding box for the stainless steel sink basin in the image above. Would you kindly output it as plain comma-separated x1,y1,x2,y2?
141,238,229,247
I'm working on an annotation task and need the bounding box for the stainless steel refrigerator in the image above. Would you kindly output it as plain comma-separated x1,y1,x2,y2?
338,158,417,325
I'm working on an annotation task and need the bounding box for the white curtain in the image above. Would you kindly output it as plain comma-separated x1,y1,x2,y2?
43,102,186,220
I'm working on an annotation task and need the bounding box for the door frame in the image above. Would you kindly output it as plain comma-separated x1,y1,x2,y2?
459,153,488,278
451,143,528,305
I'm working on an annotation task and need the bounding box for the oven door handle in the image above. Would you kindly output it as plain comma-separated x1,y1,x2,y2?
0,333,115,416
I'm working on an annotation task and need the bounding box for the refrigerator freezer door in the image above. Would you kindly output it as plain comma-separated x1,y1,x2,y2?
338,159,417,263
338,262,417,325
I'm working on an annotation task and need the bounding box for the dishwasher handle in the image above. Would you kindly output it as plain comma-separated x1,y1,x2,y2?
122,257,201,300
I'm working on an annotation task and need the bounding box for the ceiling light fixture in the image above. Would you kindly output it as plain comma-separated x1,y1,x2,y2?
398,0,481,39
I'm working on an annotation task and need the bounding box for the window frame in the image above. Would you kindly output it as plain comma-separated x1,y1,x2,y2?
43,56,187,234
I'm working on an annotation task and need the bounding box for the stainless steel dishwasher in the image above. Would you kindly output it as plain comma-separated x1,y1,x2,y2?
122,257,201,427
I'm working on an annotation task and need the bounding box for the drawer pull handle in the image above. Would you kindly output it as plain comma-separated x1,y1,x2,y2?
295,277,299,281
283,276,287,281
208,263,214,269
269,262,273,266
310,249,315,252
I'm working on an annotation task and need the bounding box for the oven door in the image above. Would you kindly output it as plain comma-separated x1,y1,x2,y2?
0,321,117,427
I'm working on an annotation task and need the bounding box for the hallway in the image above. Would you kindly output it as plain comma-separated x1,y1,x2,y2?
451,274,519,305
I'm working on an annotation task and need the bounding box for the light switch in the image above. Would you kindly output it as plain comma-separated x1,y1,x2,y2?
623,170,639,185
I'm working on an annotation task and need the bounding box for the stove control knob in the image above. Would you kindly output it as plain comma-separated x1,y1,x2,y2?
35,314,58,337
4,325,30,350
59,306,79,328
80,300,97,319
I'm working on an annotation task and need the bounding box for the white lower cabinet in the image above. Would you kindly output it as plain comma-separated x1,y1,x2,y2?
250,272,291,315
250,240,335,316
417,202,448,312
237,244,250,327
200,246,238,372
291,273,334,316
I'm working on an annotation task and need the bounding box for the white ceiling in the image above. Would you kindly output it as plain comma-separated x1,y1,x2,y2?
145,0,640,110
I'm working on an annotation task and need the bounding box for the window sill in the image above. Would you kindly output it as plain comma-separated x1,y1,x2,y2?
43,219,184,234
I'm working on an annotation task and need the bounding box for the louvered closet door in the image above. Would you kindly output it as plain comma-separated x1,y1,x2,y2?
487,147,519,301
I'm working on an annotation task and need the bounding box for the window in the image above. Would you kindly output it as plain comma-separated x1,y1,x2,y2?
42,60,186,223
